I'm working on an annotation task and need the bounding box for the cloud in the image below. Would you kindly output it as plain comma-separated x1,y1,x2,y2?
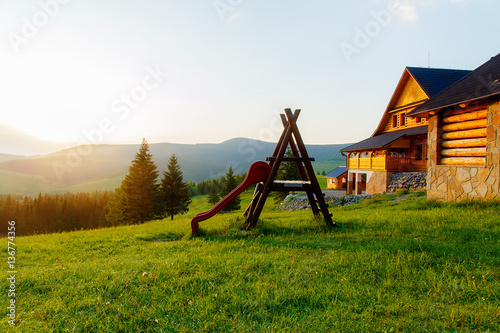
394,1,419,23
226,10,242,24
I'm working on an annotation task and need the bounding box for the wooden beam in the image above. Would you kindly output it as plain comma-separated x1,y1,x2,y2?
442,102,490,117
441,148,486,157
284,109,334,227
441,128,487,140
440,157,486,166
441,138,487,148
442,119,487,132
442,109,488,124
266,157,315,162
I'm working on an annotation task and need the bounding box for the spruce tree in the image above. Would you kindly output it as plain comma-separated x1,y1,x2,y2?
207,184,220,205
160,154,192,220
106,185,127,226
219,166,241,211
121,138,161,224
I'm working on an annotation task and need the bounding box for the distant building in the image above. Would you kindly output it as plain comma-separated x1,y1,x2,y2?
325,166,347,190
341,67,471,194
408,53,500,200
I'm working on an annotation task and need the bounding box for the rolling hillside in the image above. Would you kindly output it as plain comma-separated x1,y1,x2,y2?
0,138,350,196
3,195,498,331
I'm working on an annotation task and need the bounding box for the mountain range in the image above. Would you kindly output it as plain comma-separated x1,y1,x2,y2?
0,138,350,196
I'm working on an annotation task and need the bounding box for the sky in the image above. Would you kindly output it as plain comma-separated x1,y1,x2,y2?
0,0,499,156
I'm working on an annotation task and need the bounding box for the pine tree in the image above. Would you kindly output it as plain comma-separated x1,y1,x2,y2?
160,154,192,220
106,185,127,226
207,184,220,205
121,138,161,224
219,166,241,211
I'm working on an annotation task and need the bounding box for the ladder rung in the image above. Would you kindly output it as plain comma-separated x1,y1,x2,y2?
266,157,315,162
272,180,312,191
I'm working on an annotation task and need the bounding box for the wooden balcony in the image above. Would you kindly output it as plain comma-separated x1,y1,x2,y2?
348,154,426,172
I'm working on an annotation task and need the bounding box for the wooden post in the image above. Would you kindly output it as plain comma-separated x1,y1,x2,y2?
246,109,299,229
284,109,334,227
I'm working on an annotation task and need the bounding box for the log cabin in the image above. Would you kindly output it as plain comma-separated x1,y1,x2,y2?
340,67,471,194
325,166,347,190
407,53,500,200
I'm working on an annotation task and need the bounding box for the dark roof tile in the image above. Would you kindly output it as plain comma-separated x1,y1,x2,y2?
407,67,472,98
340,126,427,152
325,166,347,178
408,53,500,116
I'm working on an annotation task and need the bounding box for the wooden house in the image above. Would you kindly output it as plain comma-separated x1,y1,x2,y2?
407,53,500,200
341,67,471,194
325,166,347,190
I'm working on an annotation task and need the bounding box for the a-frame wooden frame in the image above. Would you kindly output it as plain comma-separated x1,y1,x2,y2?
244,108,335,230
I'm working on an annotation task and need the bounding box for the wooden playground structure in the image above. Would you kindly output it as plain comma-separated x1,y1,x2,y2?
191,109,336,235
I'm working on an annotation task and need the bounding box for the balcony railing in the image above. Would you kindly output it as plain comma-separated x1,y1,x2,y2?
348,154,421,171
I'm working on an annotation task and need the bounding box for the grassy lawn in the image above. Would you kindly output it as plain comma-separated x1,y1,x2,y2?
2,193,499,332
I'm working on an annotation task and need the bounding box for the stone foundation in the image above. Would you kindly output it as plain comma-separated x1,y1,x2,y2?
388,172,426,192
366,171,392,194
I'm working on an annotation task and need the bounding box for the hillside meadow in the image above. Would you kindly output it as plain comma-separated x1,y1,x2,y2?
1,192,499,332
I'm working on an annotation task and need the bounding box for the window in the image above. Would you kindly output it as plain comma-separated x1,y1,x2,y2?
400,113,406,127
392,114,398,128
415,144,423,161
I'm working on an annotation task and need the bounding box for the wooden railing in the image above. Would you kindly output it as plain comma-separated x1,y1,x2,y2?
348,155,419,171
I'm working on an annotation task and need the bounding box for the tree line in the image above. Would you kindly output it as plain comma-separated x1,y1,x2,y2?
0,191,112,236
0,139,250,236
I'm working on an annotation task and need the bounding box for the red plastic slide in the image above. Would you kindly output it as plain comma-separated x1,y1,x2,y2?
191,161,271,235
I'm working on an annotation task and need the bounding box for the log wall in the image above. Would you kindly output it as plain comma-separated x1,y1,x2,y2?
439,107,487,166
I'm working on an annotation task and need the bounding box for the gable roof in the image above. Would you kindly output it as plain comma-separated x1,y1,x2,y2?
340,126,427,152
407,67,472,98
408,53,500,117
371,67,471,137
325,166,347,178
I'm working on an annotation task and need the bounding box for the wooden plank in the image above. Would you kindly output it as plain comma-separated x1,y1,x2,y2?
442,119,487,132
266,157,315,162
441,128,487,140
442,102,490,117
442,109,488,124
440,148,486,157
441,138,487,148
440,157,486,166
284,109,334,227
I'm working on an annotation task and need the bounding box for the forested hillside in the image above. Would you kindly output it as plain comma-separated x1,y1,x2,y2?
0,138,349,196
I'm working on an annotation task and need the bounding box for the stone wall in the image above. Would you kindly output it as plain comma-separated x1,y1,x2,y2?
387,172,426,192
427,99,500,200
366,171,391,194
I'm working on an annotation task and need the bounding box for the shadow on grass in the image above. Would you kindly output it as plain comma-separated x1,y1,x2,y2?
136,232,185,243
190,215,346,250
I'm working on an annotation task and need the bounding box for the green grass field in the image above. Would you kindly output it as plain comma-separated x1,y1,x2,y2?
312,160,345,175
2,193,499,332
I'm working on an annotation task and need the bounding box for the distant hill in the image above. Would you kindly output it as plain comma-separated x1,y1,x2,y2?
0,138,351,196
